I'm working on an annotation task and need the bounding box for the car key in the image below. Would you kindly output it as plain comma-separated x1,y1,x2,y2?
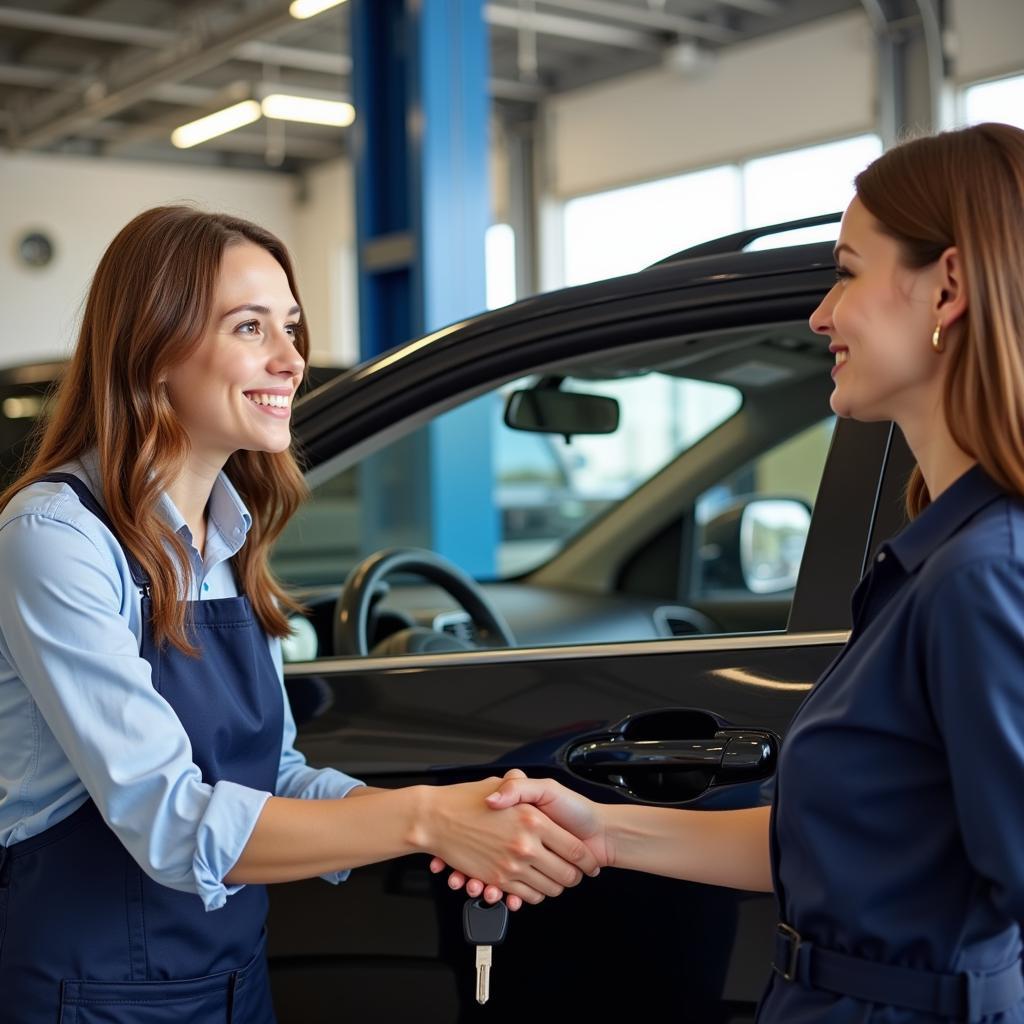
463,897,509,1005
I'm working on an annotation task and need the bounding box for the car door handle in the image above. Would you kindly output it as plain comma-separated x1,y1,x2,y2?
566,730,776,780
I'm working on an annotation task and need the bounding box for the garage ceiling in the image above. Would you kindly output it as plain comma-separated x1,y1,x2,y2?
0,0,860,173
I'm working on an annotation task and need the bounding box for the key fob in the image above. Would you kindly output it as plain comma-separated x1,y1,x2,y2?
463,898,509,946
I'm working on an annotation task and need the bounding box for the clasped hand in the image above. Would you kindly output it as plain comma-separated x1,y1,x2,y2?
429,770,609,911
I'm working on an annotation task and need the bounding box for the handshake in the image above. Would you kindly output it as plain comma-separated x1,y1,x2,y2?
416,769,770,905
423,769,611,911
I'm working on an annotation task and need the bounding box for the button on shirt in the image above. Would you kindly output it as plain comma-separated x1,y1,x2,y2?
0,454,363,911
761,464,1024,1022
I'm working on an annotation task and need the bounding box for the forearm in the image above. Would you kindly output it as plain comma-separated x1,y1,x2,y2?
225,786,429,885
605,804,772,892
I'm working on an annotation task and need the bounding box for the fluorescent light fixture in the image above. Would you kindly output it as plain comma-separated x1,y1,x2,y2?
289,0,348,19
261,94,355,127
171,100,261,148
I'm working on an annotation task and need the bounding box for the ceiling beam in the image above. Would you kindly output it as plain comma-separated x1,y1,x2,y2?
714,0,784,15
7,2,323,150
0,65,538,117
0,68,541,109
490,77,547,102
0,62,67,88
484,3,663,50
534,0,738,43
0,7,169,46
234,41,351,75
0,7,351,77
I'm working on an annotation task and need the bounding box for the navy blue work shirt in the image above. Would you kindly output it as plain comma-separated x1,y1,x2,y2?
759,463,1024,1023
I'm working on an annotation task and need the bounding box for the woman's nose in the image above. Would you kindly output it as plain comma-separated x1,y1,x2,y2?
809,288,836,335
270,328,305,377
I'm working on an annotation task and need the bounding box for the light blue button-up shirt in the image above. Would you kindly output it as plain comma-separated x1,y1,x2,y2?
0,453,363,911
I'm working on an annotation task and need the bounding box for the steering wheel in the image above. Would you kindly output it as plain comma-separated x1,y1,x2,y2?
333,548,517,657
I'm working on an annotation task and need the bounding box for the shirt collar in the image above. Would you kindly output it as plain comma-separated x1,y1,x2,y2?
885,463,1005,573
204,471,252,555
74,449,252,554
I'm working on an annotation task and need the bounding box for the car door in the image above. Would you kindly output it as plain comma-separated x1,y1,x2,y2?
266,247,889,1023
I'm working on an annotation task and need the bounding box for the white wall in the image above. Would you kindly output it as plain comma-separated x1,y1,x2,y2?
545,10,875,198
0,152,298,367
292,157,359,366
545,2,1024,203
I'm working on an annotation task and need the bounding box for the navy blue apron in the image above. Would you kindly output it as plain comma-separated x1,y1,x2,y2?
0,473,282,1023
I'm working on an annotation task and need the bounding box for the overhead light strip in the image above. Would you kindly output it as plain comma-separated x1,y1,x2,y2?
261,94,355,127
171,100,261,148
171,96,356,148
289,0,349,19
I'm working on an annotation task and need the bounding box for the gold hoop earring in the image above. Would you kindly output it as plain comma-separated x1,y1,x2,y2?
931,322,944,353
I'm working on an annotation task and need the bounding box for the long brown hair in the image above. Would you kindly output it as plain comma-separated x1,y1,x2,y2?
854,122,1024,518
1,206,309,654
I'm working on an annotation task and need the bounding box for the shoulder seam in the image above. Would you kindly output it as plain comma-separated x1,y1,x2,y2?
0,498,116,573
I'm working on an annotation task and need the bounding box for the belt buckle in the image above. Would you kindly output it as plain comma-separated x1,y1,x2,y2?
773,922,802,982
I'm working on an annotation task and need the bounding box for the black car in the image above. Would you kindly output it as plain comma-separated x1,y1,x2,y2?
2,216,911,1022
264,214,913,1023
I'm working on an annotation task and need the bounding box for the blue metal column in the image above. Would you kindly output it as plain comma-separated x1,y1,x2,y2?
351,0,496,577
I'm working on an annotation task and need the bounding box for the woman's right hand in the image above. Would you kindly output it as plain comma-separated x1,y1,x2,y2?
421,776,601,906
429,772,611,907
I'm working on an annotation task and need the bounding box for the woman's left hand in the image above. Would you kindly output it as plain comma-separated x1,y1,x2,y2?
427,770,531,912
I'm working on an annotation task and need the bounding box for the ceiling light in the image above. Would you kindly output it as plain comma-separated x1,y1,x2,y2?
261,94,355,127
289,0,349,19
171,100,261,148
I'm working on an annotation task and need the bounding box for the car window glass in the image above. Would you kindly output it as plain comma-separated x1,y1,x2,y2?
271,324,837,661
272,374,741,589
498,375,741,575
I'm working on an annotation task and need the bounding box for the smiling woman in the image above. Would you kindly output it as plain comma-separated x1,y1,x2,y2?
162,244,306,543
0,206,597,1024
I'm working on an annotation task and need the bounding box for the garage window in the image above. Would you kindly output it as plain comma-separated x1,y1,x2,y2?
962,72,1024,130
562,133,882,286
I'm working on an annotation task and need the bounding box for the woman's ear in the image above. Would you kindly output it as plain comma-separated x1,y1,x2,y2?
936,246,968,327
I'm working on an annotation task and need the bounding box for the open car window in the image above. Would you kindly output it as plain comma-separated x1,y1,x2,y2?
272,372,742,588
272,320,836,659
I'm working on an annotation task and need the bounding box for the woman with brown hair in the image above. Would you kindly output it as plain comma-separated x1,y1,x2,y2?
442,122,1024,1021
0,206,596,1023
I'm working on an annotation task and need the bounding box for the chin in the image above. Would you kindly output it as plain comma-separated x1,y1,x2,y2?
246,435,293,455
830,392,891,423
829,390,853,418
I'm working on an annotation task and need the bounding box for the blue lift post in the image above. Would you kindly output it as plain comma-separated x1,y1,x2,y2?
351,0,497,579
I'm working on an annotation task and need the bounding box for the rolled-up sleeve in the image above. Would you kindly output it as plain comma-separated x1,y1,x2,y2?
0,512,271,911
269,636,364,884
925,558,1024,924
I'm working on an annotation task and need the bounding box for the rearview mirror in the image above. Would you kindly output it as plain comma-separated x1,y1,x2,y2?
504,388,619,437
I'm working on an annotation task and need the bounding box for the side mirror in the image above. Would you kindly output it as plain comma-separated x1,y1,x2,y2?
700,497,811,595
504,387,619,438
740,499,811,594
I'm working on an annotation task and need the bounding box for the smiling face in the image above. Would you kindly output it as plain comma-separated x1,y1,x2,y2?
810,196,956,426
163,241,305,468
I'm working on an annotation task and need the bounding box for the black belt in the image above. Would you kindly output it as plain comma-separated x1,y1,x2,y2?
773,922,1024,1023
